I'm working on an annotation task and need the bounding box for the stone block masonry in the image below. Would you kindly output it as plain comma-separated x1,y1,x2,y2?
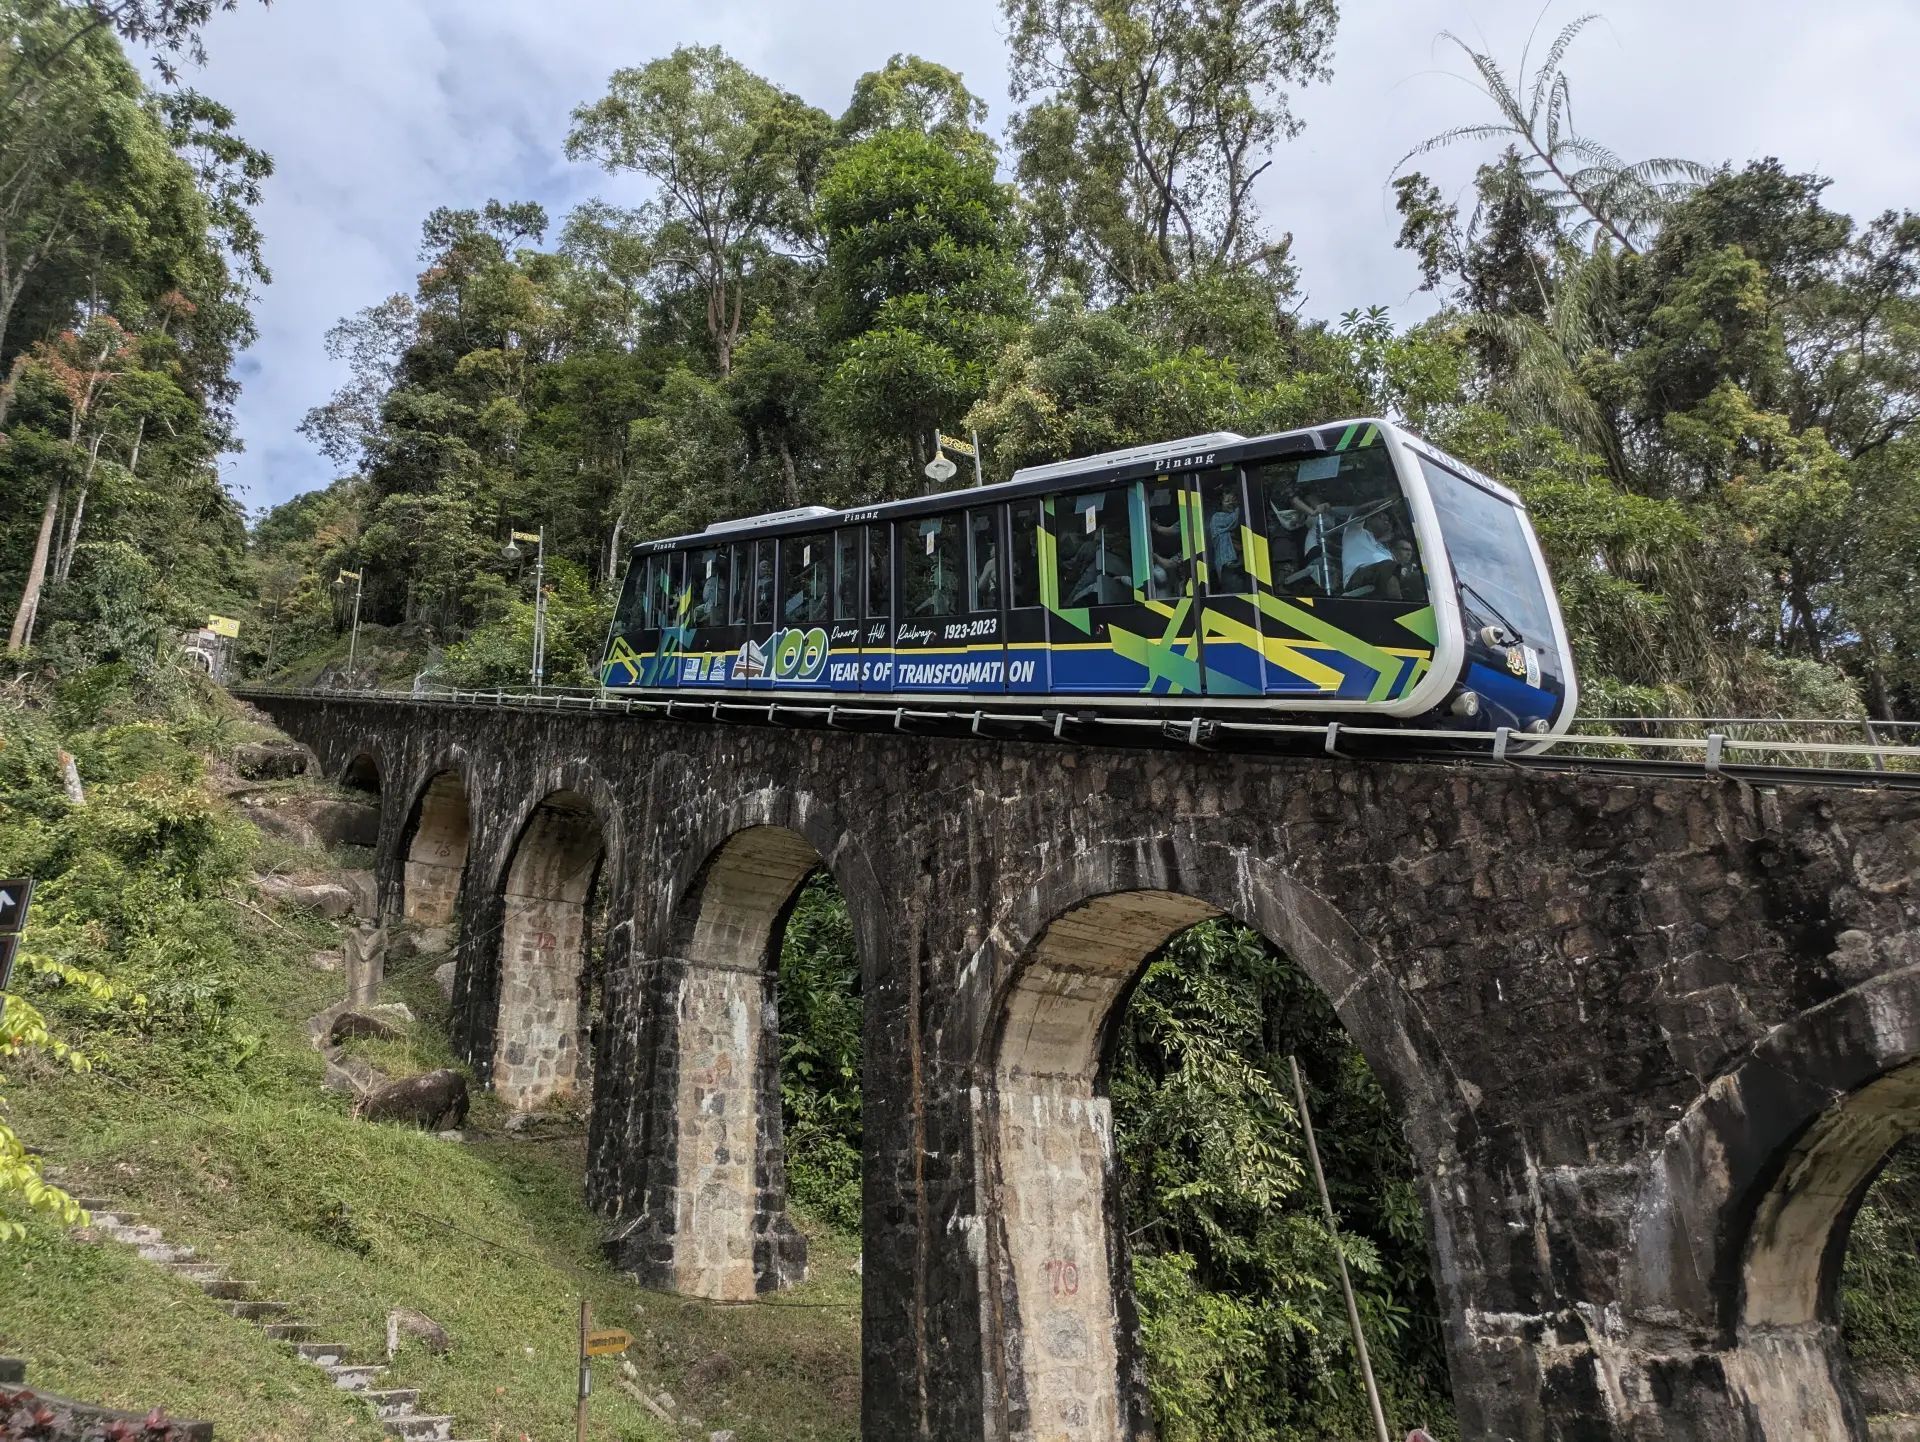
251,691,1920,1442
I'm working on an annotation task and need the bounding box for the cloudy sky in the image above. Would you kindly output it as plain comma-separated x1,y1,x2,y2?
175,0,1920,513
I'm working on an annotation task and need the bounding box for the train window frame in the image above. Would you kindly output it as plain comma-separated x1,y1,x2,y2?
1198,470,1253,597
1008,498,1043,609
864,523,892,621
727,540,751,626
780,531,832,626
901,510,967,618
688,544,727,629
1142,475,1193,602
833,528,861,621
967,506,1001,614
1050,483,1144,608
1249,446,1424,604
751,540,775,626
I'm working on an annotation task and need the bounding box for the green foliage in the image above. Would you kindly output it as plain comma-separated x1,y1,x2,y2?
776,874,863,1231
1112,921,1454,1441
1844,1145,1920,1370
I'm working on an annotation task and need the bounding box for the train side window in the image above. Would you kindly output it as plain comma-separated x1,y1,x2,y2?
865,524,892,619
752,541,775,625
689,545,727,627
636,556,657,630
1143,478,1191,600
968,508,1000,613
903,512,965,616
727,541,751,625
833,529,861,621
611,556,643,635
781,531,831,624
1053,486,1140,607
655,552,684,628
1250,446,1419,601
1199,472,1251,595
1008,499,1042,608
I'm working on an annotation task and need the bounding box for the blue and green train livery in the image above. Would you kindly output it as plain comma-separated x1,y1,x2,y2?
598,418,1578,738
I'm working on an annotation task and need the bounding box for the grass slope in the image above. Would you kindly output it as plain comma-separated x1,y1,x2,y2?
2,771,860,1442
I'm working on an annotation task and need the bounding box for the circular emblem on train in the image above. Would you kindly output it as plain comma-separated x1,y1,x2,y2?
1506,645,1528,677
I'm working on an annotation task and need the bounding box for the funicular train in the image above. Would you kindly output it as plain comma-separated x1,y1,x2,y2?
598,417,1578,739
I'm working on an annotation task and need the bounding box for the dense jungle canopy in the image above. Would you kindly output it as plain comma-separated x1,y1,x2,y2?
3,3,1919,1440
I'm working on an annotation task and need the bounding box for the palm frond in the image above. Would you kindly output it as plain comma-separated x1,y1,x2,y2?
1529,13,1600,121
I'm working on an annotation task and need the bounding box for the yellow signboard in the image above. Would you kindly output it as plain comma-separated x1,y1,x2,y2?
584,1328,633,1357
205,614,241,639
511,529,542,544
938,433,975,457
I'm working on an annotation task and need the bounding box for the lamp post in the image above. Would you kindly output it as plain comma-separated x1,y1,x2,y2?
332,568,365,687
503,526,546,689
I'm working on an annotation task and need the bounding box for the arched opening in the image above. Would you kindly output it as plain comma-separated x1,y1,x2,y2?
1733,1062,1920,1439
659,825,864,1304
341,752,381,795
989,891,1448,1442
401,771,470,930
494,790,606,1111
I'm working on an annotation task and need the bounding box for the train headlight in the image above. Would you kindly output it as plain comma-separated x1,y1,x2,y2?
1449,690,1482,719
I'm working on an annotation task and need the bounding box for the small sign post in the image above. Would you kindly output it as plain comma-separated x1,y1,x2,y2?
586,1328,633,1357
574,1300,634,1439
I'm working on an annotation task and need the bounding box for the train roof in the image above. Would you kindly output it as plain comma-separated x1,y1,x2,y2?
633,417,1520,554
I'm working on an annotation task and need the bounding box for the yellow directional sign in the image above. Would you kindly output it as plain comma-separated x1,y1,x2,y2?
511,529,542,544
938,433,975,456
206,614,241,639
584,1328,632,1357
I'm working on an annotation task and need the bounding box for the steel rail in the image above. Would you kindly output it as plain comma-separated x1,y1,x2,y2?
230,683,1920,791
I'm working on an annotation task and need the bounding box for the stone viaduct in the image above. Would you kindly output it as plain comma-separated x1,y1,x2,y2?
246,691,1920,1442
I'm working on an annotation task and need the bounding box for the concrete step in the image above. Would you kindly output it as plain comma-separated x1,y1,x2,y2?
292,1340,352,1366
197,1277,260,1300
326,1363,386,1391
137,1242,196,1264
81,1208,137,1227
388,1415,453,1441
261,1322,316,1342
100,1222,167,1246
70,1196,118,1212
163,1261,227,1283
362,1389,420,1419
223,1298,290,1321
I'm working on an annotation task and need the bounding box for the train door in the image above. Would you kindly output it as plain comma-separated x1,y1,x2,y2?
1005,498,1049,694
861,522,895,695
893,507,1005,697
1194,468,1266,697
826,527,864,693
769,531,833,694
738,538,778,691
1045,479,1205,697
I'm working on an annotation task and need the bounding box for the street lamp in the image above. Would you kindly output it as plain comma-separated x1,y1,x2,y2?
504,526,546,689
332,567,365,687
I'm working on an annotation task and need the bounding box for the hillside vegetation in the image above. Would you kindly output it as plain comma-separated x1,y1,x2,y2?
0,660,859,1441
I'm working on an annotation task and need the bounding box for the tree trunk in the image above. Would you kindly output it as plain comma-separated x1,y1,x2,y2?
777,437,799,506
54,484,87,583
8,478,62,652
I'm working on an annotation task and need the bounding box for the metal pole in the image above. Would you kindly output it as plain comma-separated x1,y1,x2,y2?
1289,1055,1392,1442
971,428,984,488
532,526,547,691
575,1297,590,1442
347,572,363,684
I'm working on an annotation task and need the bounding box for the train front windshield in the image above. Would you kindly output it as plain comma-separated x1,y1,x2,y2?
1415,451,1573,731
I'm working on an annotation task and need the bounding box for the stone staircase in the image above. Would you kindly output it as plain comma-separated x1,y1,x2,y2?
67,1188,477,1441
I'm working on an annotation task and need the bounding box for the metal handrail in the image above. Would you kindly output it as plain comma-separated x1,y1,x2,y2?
230,681,1920,782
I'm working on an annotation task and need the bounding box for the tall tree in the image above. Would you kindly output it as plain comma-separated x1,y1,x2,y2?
565,46,831,375
1004,0,1338,300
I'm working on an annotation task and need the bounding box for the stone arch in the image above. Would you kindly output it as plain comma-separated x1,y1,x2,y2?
627,786,888,1304
976,843,1469,1442
398,763,473,931
340,750,382,795
493,788,610,1110
1626,966,1920,1440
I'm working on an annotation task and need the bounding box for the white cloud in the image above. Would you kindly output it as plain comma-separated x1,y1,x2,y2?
178,0,1920,512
